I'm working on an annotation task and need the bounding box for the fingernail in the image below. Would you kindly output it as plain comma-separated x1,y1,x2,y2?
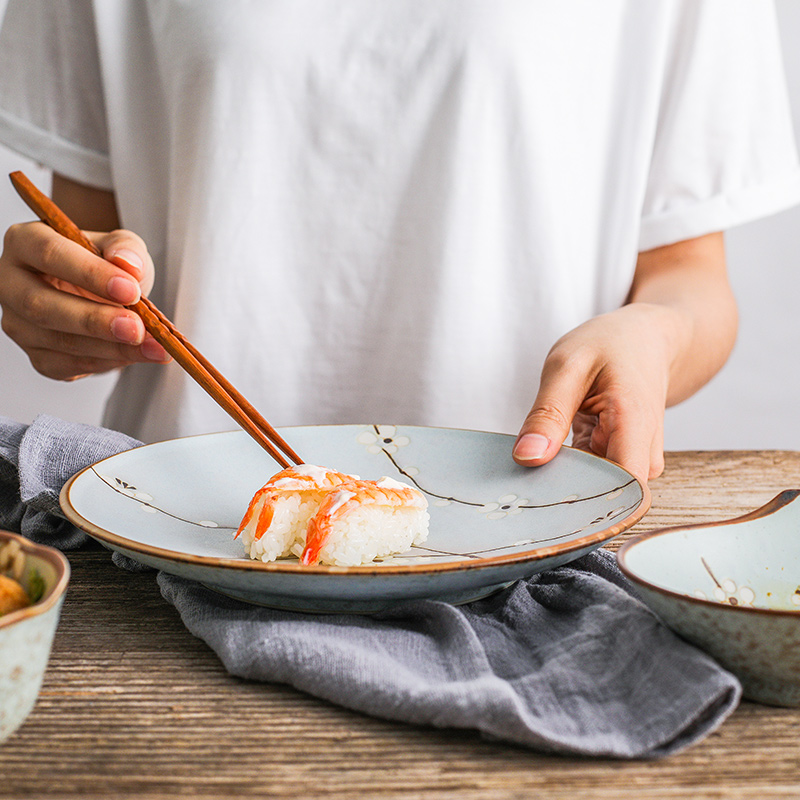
107,275,141,305
109,249,144,278
513,433,550,460
111,316,142,344
141,337,170,362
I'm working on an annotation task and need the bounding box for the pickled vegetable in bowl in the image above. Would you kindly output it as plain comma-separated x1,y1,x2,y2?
0,530,70,742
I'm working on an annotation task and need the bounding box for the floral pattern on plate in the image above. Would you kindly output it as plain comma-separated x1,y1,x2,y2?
62,424,649,611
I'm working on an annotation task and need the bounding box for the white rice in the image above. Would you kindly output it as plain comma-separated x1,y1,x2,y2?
307,504,429,567
240,493,320,562
239,477,429,566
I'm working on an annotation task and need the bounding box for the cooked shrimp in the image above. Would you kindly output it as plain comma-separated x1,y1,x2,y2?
236,465,429,566
300,476,429,566
235,464,354,542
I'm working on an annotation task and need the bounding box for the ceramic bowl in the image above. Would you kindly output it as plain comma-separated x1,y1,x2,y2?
0,530,70,742
617,490,800,707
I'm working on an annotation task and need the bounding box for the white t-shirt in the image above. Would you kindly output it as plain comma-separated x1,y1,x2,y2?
0,1,798,442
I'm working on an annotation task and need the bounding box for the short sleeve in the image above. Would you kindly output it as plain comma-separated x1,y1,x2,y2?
0,0,113,189
638,0,800,251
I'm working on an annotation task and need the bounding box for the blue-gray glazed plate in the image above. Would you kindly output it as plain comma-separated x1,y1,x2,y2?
60,425,649,613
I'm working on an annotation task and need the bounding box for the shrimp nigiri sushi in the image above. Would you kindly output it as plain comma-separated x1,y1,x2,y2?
235,465,429,566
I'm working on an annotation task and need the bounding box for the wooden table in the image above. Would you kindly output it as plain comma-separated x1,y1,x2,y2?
2,451,800,799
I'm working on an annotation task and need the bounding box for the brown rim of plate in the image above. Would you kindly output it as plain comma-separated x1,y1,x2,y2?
0,529,70,629
616,489,800,618
59,439,651,577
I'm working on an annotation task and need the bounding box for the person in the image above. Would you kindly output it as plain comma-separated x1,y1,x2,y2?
0,1,798,484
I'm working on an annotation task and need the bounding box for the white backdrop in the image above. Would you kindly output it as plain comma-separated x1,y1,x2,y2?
1,1,799,450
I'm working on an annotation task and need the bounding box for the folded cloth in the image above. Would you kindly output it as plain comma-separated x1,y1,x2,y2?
0,413,140,548
158,552,741,758
0,414,742,758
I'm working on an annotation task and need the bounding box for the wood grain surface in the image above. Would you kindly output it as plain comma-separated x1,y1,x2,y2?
2,451,799,799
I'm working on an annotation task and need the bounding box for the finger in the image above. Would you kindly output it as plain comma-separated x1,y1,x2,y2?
91,229,155,296
6,222,142,305
570,400,664,482
600,407,657,485
513,354,595,466
2,307,170,364
648,419,666,480
570,413,596,451
25,347,138,381
2,263,147,344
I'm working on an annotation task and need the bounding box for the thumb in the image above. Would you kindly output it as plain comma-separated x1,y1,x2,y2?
513,367,589,467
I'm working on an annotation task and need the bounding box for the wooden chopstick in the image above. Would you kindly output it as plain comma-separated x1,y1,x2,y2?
9,171,303,468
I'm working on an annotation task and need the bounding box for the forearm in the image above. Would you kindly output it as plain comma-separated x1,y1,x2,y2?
627,232,737,407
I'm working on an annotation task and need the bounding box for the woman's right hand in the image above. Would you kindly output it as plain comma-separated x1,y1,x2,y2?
0,221,169,380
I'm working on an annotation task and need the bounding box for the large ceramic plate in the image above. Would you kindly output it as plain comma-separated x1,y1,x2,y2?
61,425,649,612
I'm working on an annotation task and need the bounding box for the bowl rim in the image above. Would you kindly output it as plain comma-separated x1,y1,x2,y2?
616,489,800,619
0,529,70,630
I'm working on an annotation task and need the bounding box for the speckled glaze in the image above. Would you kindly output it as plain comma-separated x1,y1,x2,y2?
60,425,648,613
617,490,800,707
0,531,69,742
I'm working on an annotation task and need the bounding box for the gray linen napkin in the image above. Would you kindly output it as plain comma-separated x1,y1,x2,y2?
0,414,742,758
0,413,139,548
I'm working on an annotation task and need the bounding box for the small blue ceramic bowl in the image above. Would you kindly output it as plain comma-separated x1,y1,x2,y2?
0,530,70,742
617,490,800,707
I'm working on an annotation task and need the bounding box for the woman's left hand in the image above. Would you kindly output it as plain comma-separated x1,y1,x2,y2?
512,232,737,483
512,304,676,482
